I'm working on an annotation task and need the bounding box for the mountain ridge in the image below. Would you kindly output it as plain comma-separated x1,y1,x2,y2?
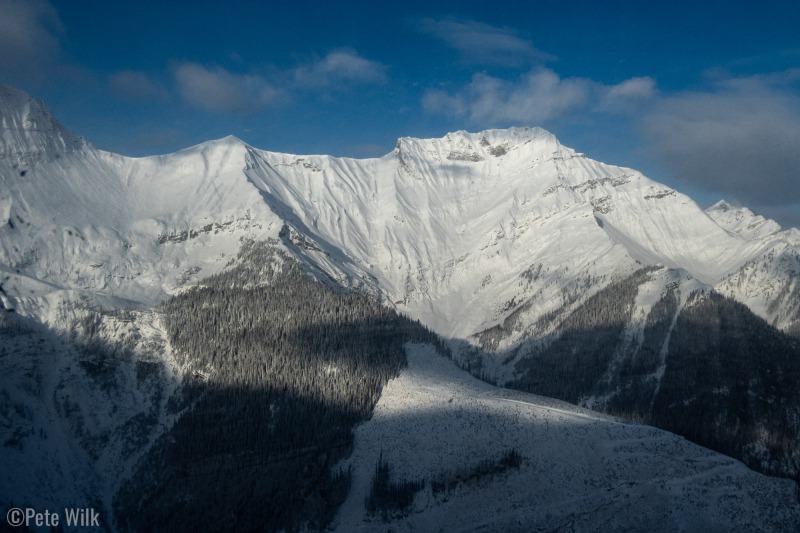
2,83,799,340
1,82,797,340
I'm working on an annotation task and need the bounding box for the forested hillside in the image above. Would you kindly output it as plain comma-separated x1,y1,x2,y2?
509,269,800,480
653,292,800,478
115,240,442,531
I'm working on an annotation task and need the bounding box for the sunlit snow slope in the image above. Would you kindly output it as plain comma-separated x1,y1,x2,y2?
245,128,781,341
1,84,796,343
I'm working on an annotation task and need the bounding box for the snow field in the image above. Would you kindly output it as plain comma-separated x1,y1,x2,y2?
333,343,800,532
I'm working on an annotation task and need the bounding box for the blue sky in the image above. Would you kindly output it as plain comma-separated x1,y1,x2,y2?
2,0,799,227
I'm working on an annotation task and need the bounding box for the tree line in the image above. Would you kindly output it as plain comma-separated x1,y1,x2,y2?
115,240,444,532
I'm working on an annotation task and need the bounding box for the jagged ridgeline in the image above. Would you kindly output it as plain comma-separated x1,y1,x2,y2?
510,268,800,480
114,240,443,532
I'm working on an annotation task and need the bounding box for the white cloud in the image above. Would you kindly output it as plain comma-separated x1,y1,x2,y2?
109,70,168,101
173,63,279,113
423,67,659,126
421,89,466,117
423,68,597,125
171,50,385,113
598,77,656,112
419,18,554,67
0,0,62,83
292,49,387,88
641,72,800,208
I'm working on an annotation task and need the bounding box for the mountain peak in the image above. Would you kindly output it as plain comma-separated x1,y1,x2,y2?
395,126,566,163
707,199,782,239
215,134,246,145
180,134,247,153
399,126,557,146
0,85,86,161
707,199,735,212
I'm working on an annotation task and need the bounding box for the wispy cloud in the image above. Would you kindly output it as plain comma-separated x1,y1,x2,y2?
292,49,387,88
0,0,62,83
640,71,800,209
423,69,589,123
597,76,656,113
423,68,654,125
172,63,279,113
418,18,554,67
109,70,168,101
172,50,386,112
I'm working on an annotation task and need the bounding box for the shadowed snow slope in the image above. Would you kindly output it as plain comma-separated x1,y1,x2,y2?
333,344,800,532
0,86,86,161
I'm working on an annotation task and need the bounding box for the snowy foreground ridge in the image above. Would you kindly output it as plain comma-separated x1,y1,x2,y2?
335,344,799,531
1,84,800,531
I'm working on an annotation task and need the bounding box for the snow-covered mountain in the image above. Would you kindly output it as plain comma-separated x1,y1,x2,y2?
247,127,797,342
1,85,796,339
2,85,799,530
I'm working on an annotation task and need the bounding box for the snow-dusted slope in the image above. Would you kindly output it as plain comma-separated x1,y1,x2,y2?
0,305,182,525
334,344,800,531
1,125,282,315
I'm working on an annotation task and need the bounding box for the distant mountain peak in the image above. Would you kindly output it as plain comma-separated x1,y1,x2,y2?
706,199,782,239
212,134,246,146
394,126,567,166
174,134,248,155
708,199,735,212
399,126,558,147
0,84,87,162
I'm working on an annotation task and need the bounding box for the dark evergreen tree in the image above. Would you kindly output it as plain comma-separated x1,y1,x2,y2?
364,453,425,521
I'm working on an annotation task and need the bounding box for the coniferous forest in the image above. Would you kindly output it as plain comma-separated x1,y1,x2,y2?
653,291,800,478
114,240,442,531
509,269,800,480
